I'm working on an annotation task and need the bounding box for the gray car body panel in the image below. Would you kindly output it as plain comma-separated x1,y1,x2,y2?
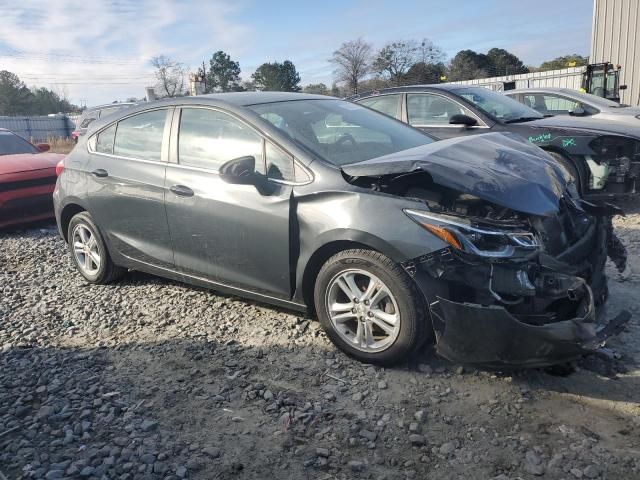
54,93,630,367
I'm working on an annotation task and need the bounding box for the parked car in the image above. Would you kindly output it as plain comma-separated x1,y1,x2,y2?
71,102,137,143
348,86,640,200
54,93,629,367
0,128,65,228
504,87,640,125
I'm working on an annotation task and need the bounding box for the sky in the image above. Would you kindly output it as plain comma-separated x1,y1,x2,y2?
0,0,594,106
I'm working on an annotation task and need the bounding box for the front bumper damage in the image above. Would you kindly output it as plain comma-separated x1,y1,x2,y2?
405,205,631,368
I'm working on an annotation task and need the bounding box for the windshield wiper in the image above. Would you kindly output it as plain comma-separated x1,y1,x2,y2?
504,116,543,124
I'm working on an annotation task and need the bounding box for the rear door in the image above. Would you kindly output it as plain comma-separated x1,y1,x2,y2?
164,106,294,298
404,92,486,139
85,108,174,268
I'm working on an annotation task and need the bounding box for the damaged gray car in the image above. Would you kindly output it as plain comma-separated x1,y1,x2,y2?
53,93,631,367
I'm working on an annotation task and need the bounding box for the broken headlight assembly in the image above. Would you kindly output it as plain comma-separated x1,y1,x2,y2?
404,209,538,258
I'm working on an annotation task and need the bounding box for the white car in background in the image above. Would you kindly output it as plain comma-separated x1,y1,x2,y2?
505,88,640,127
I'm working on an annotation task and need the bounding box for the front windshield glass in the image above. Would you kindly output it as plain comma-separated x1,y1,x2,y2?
0,131,39,155
456,87,544,123
247,99,434,166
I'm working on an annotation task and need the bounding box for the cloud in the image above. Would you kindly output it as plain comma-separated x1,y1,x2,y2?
0,0,252,105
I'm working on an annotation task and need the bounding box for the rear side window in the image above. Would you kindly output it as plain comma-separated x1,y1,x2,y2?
95,124,116,154
113,109,167,161
178,108,263,171
358,95,400,118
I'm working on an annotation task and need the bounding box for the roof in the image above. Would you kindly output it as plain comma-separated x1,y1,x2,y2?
346,84,476,101
505,87,576,94
197,91,333,105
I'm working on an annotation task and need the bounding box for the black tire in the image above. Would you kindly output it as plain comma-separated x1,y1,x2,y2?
314,249,427,365
547,151,583,194
67,211,125,284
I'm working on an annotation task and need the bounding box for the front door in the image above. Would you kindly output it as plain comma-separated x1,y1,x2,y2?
405,93,484,139
164,106,294,298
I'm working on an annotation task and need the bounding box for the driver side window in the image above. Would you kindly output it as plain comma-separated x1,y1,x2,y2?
407,94,471,126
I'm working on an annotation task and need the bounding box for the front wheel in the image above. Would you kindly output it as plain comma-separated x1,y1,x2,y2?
67,211,125,284
314,249,427,365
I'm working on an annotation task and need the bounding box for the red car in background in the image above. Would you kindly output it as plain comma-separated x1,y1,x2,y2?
0,128,65,229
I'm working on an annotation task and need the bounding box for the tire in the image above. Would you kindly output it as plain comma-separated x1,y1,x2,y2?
67,211,125,284
314,249,426,365
546,151,583,194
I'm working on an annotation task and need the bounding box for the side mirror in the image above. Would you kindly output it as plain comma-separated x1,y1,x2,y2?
219,156,257,184
449,114,478,127
37,143,50,152
569,106,586,116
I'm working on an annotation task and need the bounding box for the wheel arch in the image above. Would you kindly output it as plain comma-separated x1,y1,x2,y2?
59,202,88,242
541,147,587,193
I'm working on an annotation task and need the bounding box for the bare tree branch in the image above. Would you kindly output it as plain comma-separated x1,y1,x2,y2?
330,38,372,94
151,55,186,98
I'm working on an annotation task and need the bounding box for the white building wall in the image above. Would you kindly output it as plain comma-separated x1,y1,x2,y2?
591,0,640,105
447,67,586,92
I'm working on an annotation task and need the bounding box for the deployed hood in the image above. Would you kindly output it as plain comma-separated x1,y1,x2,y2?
528,115,640,139
0,152,65,175
341,132,569,216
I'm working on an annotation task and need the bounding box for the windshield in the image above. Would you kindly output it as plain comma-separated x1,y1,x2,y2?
456,87,544,123
247,99,434,166
0,131,39,155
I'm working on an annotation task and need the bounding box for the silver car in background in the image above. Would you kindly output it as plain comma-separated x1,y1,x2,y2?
505,88,640,127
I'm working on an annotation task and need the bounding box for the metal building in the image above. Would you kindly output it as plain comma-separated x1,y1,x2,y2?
591,0,640,106
446,67,587,92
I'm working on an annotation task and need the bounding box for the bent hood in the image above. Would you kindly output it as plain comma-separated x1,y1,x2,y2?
341,132,568,216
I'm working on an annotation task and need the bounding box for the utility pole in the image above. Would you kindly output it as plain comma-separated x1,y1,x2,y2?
202,61,207,93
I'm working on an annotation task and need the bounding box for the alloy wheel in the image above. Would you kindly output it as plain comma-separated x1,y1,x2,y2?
325,269,401,353
72,224,101,276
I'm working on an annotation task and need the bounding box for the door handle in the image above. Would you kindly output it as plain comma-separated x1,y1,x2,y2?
91,169,108,178
170,185,194,197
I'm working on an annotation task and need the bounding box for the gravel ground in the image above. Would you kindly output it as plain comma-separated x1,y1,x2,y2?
1,202,640,480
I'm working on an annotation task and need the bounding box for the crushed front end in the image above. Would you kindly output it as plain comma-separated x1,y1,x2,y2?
402,195,631,368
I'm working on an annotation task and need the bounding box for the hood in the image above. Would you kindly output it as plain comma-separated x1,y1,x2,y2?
0,152,65,175
527,115,640,139
341,132,568,217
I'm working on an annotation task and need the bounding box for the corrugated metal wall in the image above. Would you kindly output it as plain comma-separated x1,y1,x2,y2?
447,67,586,92
0,115,74,141
591,0,640,105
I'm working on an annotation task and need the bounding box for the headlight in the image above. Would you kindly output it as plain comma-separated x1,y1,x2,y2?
404,209,538,258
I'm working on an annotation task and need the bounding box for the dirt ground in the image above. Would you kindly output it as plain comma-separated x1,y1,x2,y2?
1,201,639,480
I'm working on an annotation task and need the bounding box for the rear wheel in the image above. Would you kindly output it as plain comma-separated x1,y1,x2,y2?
314,249,426,365
67,212,125,284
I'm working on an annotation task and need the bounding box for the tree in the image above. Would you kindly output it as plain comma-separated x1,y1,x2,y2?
151,55,186,98
251,60,301,92
372,41,418,85
330,38,372,94
486,48,528,76
538,54,589,71
405,62,447,85
447,50,491,81
206,50,241,93
302,83,329,95
0,70,32,115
